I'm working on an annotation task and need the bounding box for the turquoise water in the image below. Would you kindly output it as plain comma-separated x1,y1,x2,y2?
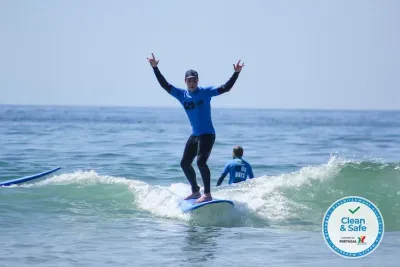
1,105,399,266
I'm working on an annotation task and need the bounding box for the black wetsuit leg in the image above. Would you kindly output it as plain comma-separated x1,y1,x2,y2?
180,134,216,194
180,135,200,193
196,134,216,194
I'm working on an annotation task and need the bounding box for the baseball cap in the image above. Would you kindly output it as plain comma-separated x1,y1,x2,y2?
185,69,198,79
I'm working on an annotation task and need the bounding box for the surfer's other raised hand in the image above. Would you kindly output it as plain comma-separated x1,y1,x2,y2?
233,60,245,73
147,53,159,67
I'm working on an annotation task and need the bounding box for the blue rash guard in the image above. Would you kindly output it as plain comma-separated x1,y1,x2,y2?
170,86,217,135
216,158,254,185
152,66,239,136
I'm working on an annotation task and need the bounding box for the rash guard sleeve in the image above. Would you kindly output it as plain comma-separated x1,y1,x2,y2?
203,72,240,97
152,66,184,101
216,162,231,186
217,72,240,95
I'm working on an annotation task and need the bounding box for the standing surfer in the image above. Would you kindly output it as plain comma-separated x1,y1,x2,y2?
147,53,244,203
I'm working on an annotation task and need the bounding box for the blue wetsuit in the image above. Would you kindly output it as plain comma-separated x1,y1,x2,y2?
152,66,240,194
216,157,254,186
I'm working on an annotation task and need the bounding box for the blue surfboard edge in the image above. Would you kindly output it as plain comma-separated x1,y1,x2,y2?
179,198,235,213
0,167,62,187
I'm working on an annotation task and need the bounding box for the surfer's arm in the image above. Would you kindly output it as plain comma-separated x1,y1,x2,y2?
216,174,227,186
217,60,243,94
204,72,240,97
216,164,230,186
152,66,173,93
152,66,184,100
217,71,240,95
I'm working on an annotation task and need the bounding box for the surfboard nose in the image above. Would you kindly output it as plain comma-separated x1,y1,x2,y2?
0,167,61,187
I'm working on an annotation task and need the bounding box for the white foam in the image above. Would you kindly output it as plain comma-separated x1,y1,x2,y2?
213,156,345,224
129,182,190,220
17,156,347,227
31,169,134,187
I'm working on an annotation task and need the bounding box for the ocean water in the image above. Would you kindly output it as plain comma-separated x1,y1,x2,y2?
0,105,399,267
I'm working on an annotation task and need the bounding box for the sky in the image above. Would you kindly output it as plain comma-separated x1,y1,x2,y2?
0,0,399,110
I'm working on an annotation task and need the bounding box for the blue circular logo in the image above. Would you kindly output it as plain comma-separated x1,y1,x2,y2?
322,196,384,258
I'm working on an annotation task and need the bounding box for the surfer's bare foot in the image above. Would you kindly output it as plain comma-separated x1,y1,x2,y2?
194,193,212,203
184,192,201,200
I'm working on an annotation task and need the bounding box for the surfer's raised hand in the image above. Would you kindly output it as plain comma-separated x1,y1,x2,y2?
233,60,245,73
147,53,159,67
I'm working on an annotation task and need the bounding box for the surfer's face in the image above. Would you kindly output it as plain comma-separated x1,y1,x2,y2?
185,77,198,92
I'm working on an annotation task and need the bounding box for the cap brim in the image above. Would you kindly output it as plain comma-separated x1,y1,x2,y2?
186,76,197,79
